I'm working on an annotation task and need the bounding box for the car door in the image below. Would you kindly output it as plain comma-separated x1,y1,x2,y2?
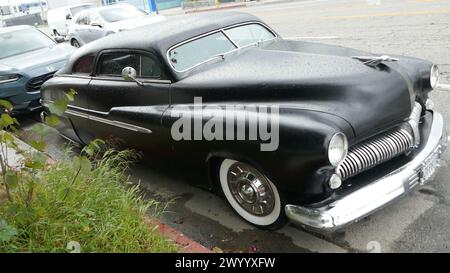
74,13,90,44
86,50,171,153
43,54,95,144
85,12,107,43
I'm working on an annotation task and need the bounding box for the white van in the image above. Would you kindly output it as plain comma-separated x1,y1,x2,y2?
47,4,95,36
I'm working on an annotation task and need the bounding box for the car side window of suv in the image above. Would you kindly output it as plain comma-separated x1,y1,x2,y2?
76,12,89,25
89,13,100,24
97,52,162,79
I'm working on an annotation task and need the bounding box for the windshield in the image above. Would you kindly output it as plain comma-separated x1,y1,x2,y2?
70,5,94,17
168,23,276,72
99,6,147,23
0,28,55,60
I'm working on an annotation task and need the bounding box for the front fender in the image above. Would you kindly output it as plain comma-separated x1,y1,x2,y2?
164,102,353,205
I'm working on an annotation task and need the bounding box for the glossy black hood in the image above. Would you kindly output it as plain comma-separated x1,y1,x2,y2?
174,39,433,141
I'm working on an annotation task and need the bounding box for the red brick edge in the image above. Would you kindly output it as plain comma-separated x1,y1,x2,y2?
153,220,213,253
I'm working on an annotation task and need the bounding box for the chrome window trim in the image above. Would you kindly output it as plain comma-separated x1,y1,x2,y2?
92,75,171,84
94,50,170,83
61,74,93,80
166,21,278,73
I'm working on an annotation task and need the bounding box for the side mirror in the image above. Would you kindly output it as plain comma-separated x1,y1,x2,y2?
54,36,65,43
66,14,72,20
91,21,103,28
122,67,143,86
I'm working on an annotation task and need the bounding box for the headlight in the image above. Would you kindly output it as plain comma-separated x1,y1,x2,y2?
430,65,440,89
328,132,348,167
0,74,21,84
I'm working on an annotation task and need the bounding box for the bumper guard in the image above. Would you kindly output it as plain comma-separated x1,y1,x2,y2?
285,111,447,231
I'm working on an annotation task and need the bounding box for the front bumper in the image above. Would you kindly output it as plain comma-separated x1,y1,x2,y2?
285,111,447,231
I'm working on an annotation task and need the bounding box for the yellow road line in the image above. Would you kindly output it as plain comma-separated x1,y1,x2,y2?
322,9,450,20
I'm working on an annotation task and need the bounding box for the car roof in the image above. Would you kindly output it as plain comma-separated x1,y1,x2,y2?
0,25,34,34
62,12,274,80
67,12,265,67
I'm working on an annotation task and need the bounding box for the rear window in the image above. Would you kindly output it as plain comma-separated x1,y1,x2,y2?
224,24,275,48
73,55,94,74
168,32,236,72
167,23,275,72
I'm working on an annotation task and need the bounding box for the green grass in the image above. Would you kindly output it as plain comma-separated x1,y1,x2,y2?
0,149,177,253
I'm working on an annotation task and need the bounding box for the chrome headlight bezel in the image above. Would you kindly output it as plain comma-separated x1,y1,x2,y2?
0,74,21,84
328,132,348,167
430,64,440,89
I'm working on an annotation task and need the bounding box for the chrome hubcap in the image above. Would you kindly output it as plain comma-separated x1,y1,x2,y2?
227,162,275,216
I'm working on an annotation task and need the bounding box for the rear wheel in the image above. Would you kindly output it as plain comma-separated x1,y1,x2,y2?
71,39,80,48
219,159,287,229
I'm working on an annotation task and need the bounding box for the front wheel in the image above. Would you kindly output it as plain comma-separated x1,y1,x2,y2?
219,159,287,230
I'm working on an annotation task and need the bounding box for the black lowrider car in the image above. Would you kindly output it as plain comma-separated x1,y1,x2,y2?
41,12,447,230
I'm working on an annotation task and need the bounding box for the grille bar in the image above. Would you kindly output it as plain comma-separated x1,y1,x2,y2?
337,103,422,180
26,72,55,92
338,126,414,180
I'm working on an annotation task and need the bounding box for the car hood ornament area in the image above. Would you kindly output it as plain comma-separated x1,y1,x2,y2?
352,55,399,67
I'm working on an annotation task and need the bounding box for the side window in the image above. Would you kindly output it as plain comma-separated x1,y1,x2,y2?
89,13,100,24
75,15,83,25
76,14,84,25
73,55,94,74
98,52,161,78
84,13,91,25
77,13,89,25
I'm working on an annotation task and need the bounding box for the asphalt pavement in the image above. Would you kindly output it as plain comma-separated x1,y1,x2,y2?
19,0,450,253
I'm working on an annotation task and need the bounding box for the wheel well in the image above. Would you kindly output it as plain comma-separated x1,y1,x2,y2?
207,156,224,194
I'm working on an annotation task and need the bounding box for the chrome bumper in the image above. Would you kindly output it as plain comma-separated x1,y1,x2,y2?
285,111,447,231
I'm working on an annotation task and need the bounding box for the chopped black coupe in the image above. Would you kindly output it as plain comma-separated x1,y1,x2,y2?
41,12,447,230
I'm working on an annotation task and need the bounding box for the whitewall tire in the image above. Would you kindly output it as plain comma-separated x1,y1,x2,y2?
219,159,285,228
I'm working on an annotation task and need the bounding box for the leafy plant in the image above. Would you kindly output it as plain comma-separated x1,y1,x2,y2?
0,220,17,243
0,91,176,253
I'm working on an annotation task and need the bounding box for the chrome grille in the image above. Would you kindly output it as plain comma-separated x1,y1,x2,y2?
26,72,55,92
338,126,414,180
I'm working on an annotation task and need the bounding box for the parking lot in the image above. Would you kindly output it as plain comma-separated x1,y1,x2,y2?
16,0,450,253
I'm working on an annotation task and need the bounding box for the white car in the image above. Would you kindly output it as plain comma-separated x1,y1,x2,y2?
68,4,165,48
47,3,96,37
